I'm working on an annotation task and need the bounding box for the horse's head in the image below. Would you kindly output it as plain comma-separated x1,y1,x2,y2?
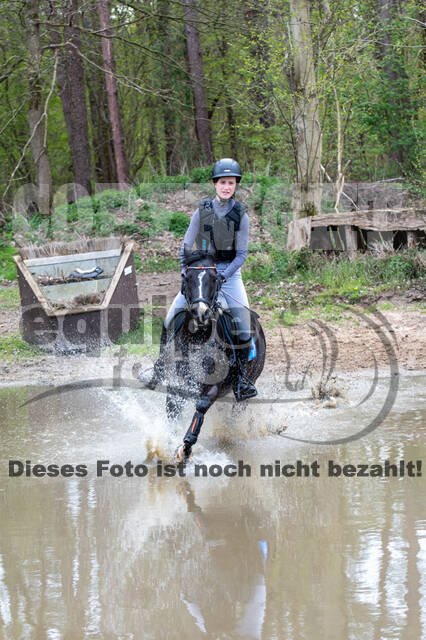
183,249,219,327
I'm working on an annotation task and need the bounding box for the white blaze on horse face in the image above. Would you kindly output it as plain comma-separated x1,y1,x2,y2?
198,271,204,299
196,271,207,322
197,302,208,323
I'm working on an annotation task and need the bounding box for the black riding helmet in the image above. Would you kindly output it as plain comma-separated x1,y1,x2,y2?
212,158,242,183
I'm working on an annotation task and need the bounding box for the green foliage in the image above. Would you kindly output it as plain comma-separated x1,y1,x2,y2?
189,167,211,183
245,248,425,304
139,257,179,273
168,211,189,237
0,287,19,307
136,209,153,223
117,222,140,235
133,254,142,272
152,175,189,185
1,0,423,212
240,173,255,185
0,335,42,361
135,184,158,199
0,243,17,281
92,210,116,236
94,190,130,210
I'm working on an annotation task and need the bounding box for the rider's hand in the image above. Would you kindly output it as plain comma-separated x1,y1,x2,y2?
181,273,186,296
217,273,226,290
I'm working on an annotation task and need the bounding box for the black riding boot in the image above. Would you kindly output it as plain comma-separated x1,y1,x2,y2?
140,324,168,389
233,342,258,401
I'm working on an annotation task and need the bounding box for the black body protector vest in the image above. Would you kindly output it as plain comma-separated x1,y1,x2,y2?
195,198,247,262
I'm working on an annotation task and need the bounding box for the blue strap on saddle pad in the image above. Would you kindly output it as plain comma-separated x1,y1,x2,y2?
248,336,256,361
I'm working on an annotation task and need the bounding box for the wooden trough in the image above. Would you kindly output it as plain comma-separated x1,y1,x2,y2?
13,237,139,353
287,208,426,256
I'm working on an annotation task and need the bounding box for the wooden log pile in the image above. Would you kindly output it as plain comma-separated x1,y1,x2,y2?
286,208,426,255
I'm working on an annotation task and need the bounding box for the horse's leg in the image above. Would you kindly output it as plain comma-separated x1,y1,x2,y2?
175,385,219,462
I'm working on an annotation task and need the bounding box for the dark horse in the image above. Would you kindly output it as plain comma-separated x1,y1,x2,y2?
159,250,265,462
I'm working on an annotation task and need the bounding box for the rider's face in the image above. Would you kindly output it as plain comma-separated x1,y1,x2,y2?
215,177,237,200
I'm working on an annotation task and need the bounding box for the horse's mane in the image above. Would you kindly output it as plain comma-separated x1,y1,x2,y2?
183,250,215,268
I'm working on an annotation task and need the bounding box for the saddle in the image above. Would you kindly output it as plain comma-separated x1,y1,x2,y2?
166,307,257,364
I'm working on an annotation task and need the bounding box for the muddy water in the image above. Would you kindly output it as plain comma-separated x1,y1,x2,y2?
0,375,425,640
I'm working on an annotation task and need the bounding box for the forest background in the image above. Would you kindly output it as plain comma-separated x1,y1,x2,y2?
0,0,424,224
0,0,424,371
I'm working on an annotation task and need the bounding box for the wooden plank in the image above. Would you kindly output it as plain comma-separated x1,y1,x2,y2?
13,255,52,315
24,248,121,267
344,225,358,258
287,218,312,250
407,231,417,248
310,209,426,231
102,241,135,308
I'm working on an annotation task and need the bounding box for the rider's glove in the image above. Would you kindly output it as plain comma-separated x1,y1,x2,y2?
181,273,186,296
217,273,226,290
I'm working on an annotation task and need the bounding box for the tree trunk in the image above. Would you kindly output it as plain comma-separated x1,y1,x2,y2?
379,0,410,167
243,0,275,128
288,0,322,219
218,35,238,158
183,0,213,164
46,0,92,197
158,0,179,175
24,0,53,214
97,0,130,186
63,0,92,196
82,1,117,184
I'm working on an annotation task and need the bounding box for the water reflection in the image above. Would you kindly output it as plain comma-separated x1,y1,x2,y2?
0,380,425,639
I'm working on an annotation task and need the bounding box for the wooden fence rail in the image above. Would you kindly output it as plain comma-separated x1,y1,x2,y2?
286,208,426,255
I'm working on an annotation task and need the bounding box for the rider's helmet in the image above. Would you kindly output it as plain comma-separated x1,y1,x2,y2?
212,158,242,183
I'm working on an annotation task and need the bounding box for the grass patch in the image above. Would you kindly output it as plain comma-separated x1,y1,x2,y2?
0,287,19,308
244,247,425,323
112,310,160,358
138,257,179,273
245,247,425,298
0,244,17,281
0,335,42,361
276,301,347,326
377,301,395,311
168,211,190,237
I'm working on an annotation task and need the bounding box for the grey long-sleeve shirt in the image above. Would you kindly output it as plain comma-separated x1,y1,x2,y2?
179,197,249,280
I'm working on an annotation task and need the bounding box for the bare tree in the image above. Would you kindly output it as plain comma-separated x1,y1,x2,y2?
97,0,130,186
183,0,213,164
24,0,53,214
287,0,322,218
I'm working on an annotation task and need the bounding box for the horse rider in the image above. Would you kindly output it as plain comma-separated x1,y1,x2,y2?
145,157,257,401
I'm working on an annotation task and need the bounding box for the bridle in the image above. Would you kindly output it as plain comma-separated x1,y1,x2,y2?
184,265,220,309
